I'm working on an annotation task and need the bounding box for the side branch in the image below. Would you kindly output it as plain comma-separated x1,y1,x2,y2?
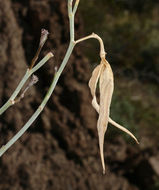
0,52,53,115
30,29,49,69
75,33,106,59
68,0,74,41
73,0,80,15
68,0,80,41
0,0,79,157
0,42,74,157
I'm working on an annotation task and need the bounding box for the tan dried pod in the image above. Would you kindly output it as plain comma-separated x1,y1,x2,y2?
89,57,139,174
89,63,104,99
97,58,114,174
89,58,114,174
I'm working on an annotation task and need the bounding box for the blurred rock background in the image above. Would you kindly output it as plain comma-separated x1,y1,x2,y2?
0,0,159,190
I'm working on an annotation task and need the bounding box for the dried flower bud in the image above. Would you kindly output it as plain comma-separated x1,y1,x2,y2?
29,29,49,69
28,74,39,87
40,29,49,47
15,75,39,103
54,66,58,72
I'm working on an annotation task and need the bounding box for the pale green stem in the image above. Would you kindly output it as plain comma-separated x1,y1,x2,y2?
0,0,106,158
73,0,80,15
68,0,74,41
0,42,74,157
0,52,53,115
0,0,78,156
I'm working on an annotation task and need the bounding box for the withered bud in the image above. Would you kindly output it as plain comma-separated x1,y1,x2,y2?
40,29,49,47
54,66,58,72
28,74,39,87
29,29,49,69
15,75,39,103
21,74,39,98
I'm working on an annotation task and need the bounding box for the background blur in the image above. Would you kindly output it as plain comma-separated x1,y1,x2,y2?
0,0,159,190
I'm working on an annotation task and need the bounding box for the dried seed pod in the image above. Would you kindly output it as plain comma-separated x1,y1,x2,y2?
88,57,139,174
89,58,113,174
89,62,104,112
97,59,114,174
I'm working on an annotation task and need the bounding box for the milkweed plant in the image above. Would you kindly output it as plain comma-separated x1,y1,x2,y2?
0,0,139,174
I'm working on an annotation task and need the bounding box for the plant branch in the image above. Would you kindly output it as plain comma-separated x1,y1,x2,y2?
0,0,77,156
0,42,74,157
15,75,39,103
0,0,107,159
0,52,53,115
73,0,80,15
29,29,49,69
68,0,80,41
75,33,106,59
68,0,74,41
0,70,57,157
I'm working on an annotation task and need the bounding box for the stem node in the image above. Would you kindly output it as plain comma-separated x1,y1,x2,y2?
10,99,15,105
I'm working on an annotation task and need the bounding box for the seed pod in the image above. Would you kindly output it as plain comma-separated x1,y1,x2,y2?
88,58,139,174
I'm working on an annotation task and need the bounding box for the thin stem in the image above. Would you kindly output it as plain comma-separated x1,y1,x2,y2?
68,0,74,41
0,73,57,157
30,29,49,69
75,33,106,59
0,42,74,157
29,46,42,69
0,0,77,156
50,42,75,93
0,107,41,157
0,71,29,114
0,52,53,115
15,75,39,103
73,0,80,15
31,52,53,73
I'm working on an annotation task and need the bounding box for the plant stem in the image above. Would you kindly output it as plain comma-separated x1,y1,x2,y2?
0,42,74,157
75,33,106,59
0,0,79,156
68,0,74,41
0,0,107,157
73,0,80,15
0,52,53,115
29,46,43,69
